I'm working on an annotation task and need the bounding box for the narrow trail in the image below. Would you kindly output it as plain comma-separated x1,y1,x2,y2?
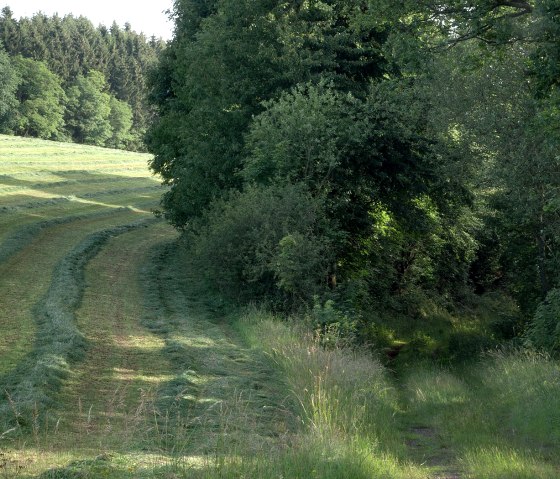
388,347,464,478
405,425,462,479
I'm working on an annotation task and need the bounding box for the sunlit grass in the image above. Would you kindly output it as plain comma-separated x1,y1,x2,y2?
0,211,151,375
460,446,559,479
225,309,429,479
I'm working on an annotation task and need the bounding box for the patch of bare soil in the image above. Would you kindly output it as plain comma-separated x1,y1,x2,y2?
406,426,462,479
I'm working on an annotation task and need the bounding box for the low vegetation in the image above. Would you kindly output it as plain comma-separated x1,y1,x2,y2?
0,135,557,475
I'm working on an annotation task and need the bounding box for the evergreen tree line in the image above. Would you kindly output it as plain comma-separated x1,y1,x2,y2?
148,0,560,355
0,6,165,149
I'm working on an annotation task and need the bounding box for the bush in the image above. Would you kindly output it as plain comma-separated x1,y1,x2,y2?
185,183,337,307
447,330,493,361
309,298,357,348
525,288,560,354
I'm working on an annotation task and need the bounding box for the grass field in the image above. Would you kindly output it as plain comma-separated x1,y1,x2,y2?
0,135,559,478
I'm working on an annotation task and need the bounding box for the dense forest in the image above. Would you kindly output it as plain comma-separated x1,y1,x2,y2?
0,7,165,149
148,0,560,357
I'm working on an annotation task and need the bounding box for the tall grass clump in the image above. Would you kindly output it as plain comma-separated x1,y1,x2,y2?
479,349,560,446
204,308,429,479
0,219,153,432
459,446,559,479
403,348,560,478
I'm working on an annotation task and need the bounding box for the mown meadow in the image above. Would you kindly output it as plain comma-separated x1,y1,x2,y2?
0,134,559,478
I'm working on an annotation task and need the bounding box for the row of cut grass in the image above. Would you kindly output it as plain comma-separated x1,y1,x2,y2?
0,209,155,376
0,188,160,243
0,207,133,264
0,218,157,432
138,243,292,458
46,222,176,453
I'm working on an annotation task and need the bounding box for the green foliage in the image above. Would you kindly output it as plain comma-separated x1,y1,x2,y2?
447,330,493,361
526,289,560,354
185,184,335,306
0,10,164,147
310,298,357,348
107,96,134,149
0,46,19,132
243,78,477,305
148,0,390,227
66,70,112,145
12,56,67,140
243,81,353,189
146,0,487,340
243,79,440,219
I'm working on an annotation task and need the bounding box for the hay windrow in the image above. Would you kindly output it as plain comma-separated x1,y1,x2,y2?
0,209,137,265
0,219,156,430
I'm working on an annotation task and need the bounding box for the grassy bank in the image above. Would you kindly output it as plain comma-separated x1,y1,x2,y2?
163,309,560,479
3,285,560,477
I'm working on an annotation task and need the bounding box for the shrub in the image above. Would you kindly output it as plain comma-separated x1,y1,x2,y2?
525,288,560,354
447,330,493,361
309,298,357,348
185,183,336,308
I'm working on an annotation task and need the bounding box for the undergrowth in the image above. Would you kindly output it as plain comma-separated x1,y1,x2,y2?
403,349,560,478
6,293,560,478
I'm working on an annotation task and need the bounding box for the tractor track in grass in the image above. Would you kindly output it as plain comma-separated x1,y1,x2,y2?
0,217,159,429
0,207,138,265
138,242,293,457
405,425,462,479
0,185,162,214
0,210,157,381
49,221,177,451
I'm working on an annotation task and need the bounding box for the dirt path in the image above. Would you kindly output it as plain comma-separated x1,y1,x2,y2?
405,425,462,479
